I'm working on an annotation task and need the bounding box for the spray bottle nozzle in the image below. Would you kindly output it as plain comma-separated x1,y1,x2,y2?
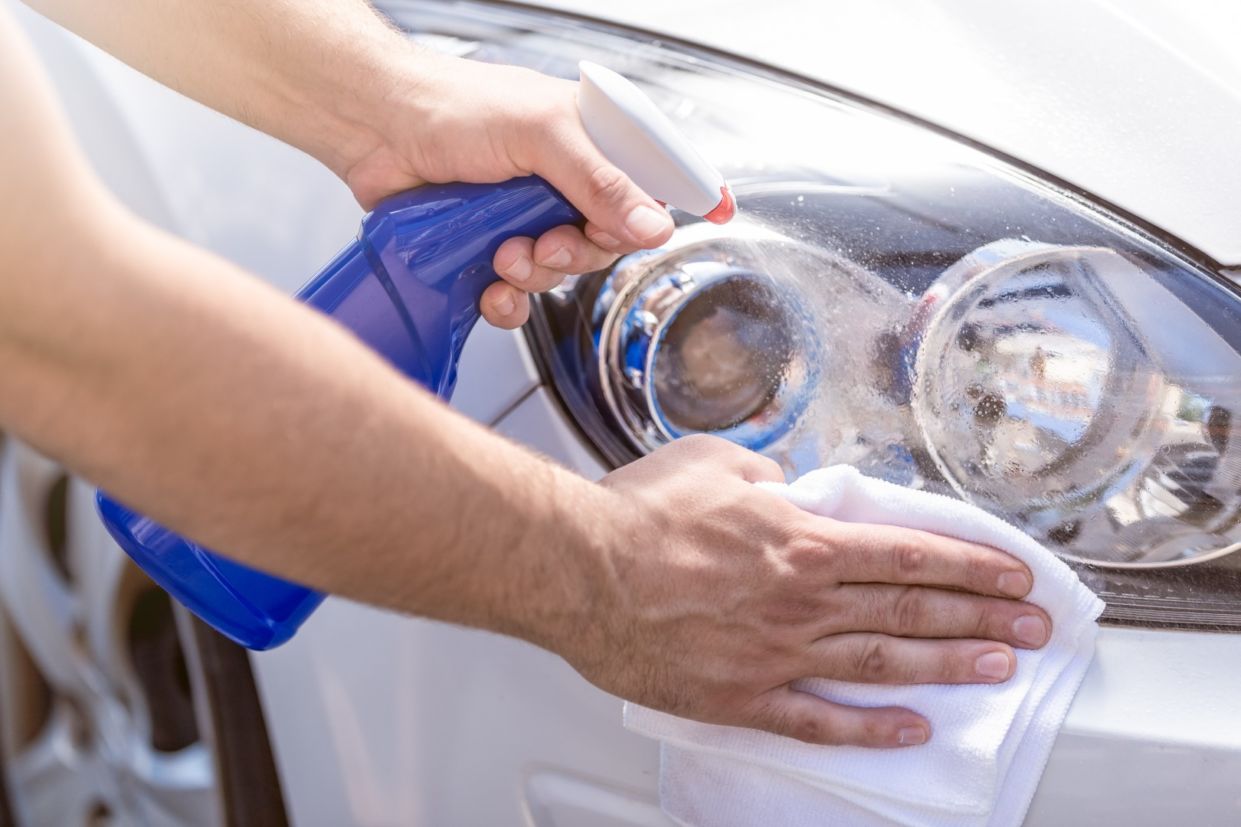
577,61,735,223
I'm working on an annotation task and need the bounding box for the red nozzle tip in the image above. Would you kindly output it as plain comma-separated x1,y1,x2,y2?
703,185,736,225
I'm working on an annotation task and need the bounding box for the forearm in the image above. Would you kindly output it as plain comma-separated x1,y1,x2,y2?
23,0,415,178
1,197,613,644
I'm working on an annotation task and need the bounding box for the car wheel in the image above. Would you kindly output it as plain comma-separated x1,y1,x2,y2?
0,441,288,826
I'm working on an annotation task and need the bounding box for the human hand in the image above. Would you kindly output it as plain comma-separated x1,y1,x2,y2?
343,54,674,329
568,435,1051,748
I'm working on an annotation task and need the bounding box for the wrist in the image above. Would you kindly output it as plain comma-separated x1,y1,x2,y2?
295,32,436,185
505,466,624,664
331,46,458,206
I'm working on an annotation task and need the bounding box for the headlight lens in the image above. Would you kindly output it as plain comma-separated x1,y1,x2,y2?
383,1,1241,629
912,241,1241,570
595,223,828,452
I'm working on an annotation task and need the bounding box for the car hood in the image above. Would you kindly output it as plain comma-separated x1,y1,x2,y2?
522,0,1241,265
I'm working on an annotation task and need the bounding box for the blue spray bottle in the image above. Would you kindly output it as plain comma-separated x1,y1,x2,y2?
95,62,735,649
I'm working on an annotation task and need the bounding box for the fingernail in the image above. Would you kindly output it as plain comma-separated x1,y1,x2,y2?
539,247,572,269
504,254,532,283
1012,615,1048,647
624,204,673,243
492,291,516,316
589,231,621,250
997,571,1031,597
975,651,1013,680
897,726,928,746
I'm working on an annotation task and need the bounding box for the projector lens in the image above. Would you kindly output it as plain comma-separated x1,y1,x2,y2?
652,277,795,433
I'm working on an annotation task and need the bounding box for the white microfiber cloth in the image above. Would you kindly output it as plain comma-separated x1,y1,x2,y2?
624,466,1104,827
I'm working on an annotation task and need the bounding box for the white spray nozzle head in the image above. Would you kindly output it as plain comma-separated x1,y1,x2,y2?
577,61,735,224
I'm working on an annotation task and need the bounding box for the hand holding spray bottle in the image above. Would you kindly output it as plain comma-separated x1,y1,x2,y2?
96,62,735,649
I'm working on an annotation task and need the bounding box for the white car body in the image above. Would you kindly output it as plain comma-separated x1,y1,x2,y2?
6,1,1241,824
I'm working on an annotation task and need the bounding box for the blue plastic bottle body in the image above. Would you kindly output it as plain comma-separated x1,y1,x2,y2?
97,177,581,649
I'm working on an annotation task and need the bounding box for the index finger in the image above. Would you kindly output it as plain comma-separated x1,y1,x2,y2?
536,121,673,248
825,522,1033,599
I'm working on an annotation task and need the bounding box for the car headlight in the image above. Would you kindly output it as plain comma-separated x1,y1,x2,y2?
383,1,1241,629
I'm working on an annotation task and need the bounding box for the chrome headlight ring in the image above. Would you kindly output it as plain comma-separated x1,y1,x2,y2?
593,222,851,454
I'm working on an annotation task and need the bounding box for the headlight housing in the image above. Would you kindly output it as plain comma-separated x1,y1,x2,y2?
384,1,1241,630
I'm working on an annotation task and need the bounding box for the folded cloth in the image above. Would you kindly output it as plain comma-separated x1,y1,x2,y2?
624,465,1104,827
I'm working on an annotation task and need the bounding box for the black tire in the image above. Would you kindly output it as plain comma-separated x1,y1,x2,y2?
181,613,290,827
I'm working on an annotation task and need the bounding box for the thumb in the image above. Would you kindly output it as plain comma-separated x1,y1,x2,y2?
538,119,675,249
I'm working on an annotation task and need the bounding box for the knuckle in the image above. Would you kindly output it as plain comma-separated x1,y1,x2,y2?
782,531,826,570
754,455,785,482
973,602,998,639
857,714,891,746
894,542,928,579
750,701,832,746
892,587,925,635
853,635,892,682
584,164,631,208
676,433,729,459
787,714,828,745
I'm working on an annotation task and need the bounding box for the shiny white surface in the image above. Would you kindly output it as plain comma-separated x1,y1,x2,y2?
255,597,671,827
1031,627,1241,823
524,0,1241,264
